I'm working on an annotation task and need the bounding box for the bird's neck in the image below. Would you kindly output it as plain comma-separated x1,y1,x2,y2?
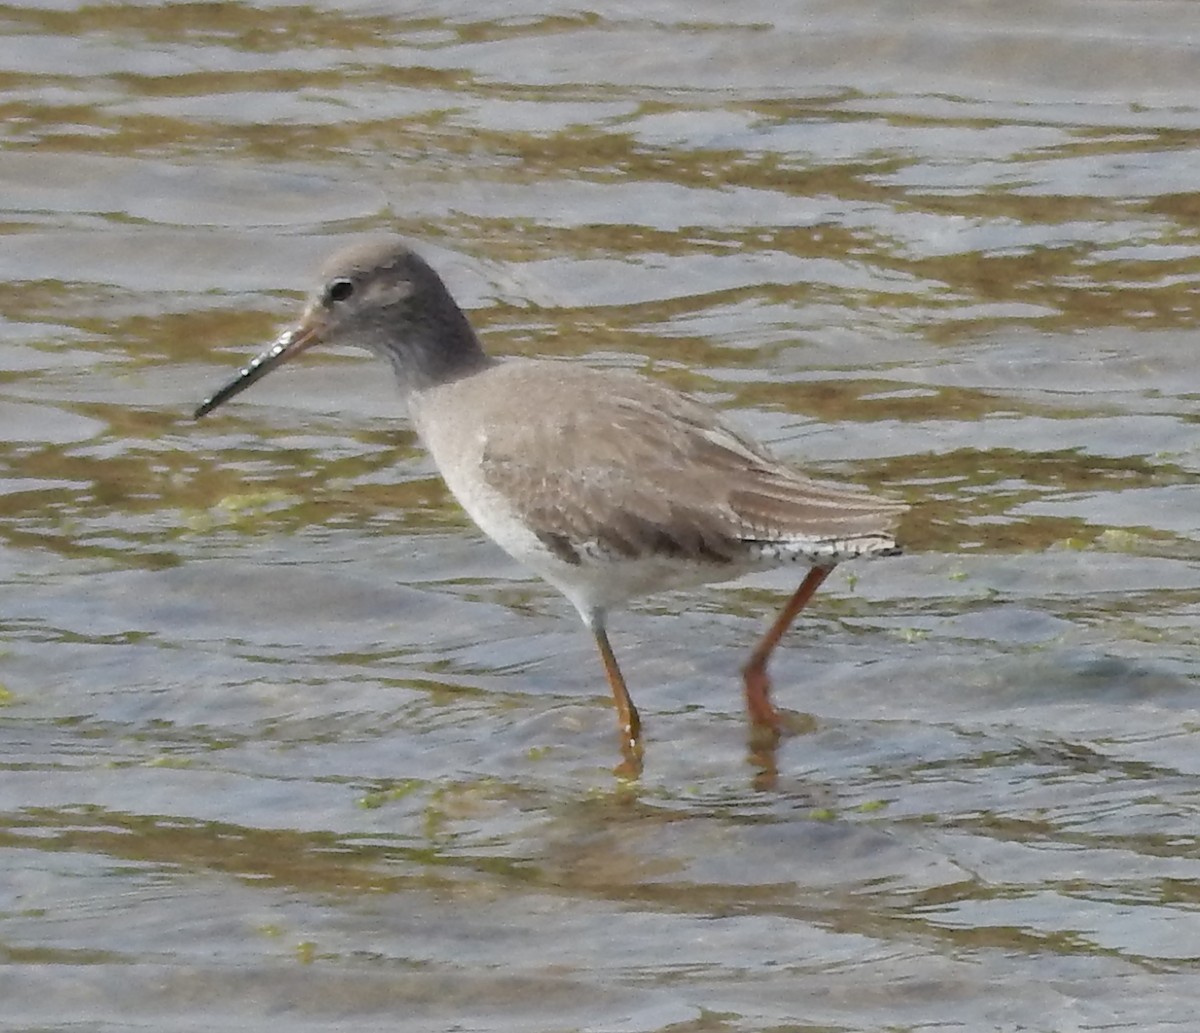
390,340,494,400
386,292,492,397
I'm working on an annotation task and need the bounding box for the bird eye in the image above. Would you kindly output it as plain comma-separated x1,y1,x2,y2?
325,278,355,304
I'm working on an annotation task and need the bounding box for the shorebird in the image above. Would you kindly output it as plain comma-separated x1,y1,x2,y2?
195,238,906,767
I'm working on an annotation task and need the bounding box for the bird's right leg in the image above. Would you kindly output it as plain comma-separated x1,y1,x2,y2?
590,620,643,775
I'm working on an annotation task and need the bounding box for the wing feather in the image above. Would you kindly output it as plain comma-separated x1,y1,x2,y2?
478,369,905,564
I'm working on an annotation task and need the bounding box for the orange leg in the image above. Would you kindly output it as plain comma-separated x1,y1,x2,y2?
593,625,643,773
742,566,832,733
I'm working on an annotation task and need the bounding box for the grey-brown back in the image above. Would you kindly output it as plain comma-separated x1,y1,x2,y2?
422,360,906,569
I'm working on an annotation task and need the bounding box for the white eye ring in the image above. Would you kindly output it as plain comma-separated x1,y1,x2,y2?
326,278,355,304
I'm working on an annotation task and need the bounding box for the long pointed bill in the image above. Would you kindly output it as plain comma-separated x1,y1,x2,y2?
194,318,324,419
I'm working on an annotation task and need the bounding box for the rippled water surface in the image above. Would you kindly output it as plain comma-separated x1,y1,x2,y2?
2,2,1200,1030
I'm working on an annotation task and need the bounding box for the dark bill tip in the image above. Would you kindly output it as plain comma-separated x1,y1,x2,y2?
193,326,314,419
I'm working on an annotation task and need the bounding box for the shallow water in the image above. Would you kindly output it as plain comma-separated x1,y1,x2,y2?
2,2,1200,1030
